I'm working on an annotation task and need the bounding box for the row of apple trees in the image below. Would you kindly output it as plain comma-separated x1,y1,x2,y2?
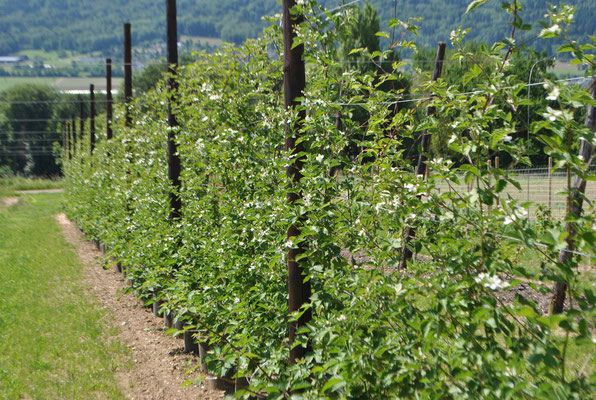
63,1,594,398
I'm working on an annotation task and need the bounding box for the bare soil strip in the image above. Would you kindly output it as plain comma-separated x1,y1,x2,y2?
54,213,223,400
1,196,19,207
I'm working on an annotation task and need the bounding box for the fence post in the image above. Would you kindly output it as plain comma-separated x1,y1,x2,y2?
62,122,66,156
400,41,446,270
166,0,182,221
61,123,65,152
90,84,96,153
79,96,85,141
70,115,76,155
550,77,596,314
124,23,133,127
106,58,113,140
67,120,72,160
487,159,492,211
548,156,553,210
283,0,311,367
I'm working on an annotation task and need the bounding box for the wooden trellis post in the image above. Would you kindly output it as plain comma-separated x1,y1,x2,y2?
400,42,446,270
550,78,596,314
166,0,182,221
106,58,113,140
90,84,95,153
124,23,133,128
283,0,311,366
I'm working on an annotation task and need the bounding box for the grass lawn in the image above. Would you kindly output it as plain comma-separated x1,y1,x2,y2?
0,177,63,197
0,76,123,92
0,193,130,399
0,77,58,92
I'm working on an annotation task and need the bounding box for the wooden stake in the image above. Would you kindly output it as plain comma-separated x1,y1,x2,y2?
551,78,596,314
548,156,553,210
166,0,182,221
71,115,76,156
124,23,133,127
79,96,84,141
487,159,492,211
90,84,96,153
106,58,113,140
283,0,311,366
67,121,72,160
400,41,446,270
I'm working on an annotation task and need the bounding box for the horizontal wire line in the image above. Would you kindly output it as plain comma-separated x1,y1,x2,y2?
333,74,595,106
0,99,121,105
0,75,592,121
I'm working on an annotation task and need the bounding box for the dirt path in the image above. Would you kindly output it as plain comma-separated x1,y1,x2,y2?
16,189,64,194
1,197,19,207
54,213,224,400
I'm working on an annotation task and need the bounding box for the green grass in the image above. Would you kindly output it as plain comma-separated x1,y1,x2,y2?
180,35,223,47
0,77,58,92
0,76,124,92
0,193,130,399
0,177,63,197
53,77,123,91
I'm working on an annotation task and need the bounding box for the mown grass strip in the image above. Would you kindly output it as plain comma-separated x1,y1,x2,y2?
0,193,129,400
0,177,63,197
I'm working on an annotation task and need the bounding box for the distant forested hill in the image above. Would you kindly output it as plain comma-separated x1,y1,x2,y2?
0,0,593,55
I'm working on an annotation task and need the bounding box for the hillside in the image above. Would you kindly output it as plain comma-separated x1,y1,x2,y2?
0,0,593,55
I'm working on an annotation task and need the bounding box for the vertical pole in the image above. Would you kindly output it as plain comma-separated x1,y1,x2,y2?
106,58,113,140
487,159,492,211
494,157,500,207
550,77,596,314
90,84,96,153
71,115,77,154
166,0,182,221
400,42,446,270
124,23,133,127
283,0,311,366
548,156,553,210
61,123,65,153
67,121,72,160
79,96,85,141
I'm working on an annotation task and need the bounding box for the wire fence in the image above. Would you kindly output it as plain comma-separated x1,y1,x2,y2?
437,165,596,219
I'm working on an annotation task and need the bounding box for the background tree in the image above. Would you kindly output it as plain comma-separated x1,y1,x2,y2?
414,44,556,167
0,84,61,176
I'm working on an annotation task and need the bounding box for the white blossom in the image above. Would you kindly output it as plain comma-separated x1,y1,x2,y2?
544,106,563,122
546,87,560,101
540,24,562,37
504,207,528,225
474,273,510,290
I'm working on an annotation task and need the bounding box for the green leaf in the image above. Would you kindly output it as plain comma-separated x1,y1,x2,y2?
466,0,488,14
322,377,345,393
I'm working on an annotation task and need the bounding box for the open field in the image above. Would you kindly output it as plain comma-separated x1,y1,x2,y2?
0,177,63,197
53,77,123,91
0,77,57,91
0,76,123,92
180,35,223,47
553,60,586,77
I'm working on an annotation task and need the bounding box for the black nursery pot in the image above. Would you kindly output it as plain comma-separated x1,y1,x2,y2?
163,311,173,328
183,330,199,354
152,299,164,317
